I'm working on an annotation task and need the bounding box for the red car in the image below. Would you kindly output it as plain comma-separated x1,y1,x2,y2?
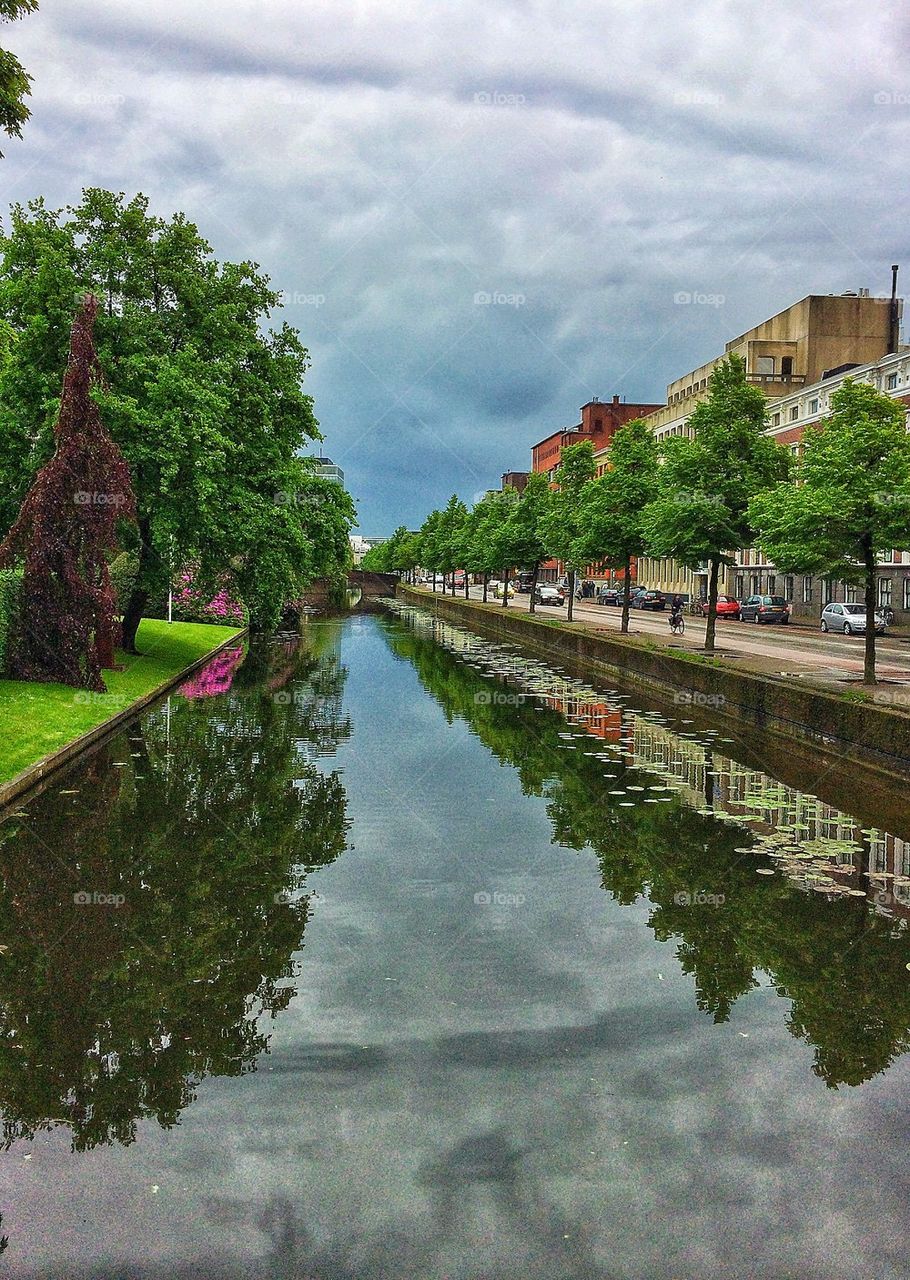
693,595,740,620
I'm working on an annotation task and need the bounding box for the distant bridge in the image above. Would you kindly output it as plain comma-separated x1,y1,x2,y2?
346,570,399,607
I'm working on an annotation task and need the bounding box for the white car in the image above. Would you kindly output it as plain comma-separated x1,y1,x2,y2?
820,602,887,635
534,584,565,606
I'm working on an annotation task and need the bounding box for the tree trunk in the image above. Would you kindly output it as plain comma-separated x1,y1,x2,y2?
621,556,632,634
451,574,456,597
121,518,153,655
704,557,720,654
863,536,877,684
529,562,539,614
432,572,437,592
464,575,470,599
482,573,489,603
567,568,576,622
501,568,508,607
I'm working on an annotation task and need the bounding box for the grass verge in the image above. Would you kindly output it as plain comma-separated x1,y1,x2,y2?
0,619,244,786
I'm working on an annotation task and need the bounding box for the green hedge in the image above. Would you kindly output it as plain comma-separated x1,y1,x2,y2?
0,569,22,675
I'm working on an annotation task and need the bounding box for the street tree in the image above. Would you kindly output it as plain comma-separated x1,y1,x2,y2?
505,471,552,613
0,1,38,156
575,420,660,634
0,295,135,688
538,441,595,621
749,379,910,684
483,488,521,607
0,190,323,650
435,494,468,595
642,356,789,653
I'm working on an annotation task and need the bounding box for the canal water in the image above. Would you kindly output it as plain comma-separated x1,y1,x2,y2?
1,605,909,1279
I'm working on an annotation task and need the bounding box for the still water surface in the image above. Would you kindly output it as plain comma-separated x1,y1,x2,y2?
1,606,909,1279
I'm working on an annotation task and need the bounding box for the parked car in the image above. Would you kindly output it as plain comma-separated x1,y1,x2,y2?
820,602,887,635
516,571,535,593
693,594,741,620
628,588,648,608
596,586,621,606
739,594,791,624
534,584,565,606
635,590,667,611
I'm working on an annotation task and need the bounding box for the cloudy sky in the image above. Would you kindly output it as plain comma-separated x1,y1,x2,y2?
2,0,909,534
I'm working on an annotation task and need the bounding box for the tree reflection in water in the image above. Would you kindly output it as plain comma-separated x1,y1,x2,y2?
382,612,910,1089
0,624,351,1151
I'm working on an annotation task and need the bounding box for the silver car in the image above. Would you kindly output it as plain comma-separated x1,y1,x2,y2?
820,602,887,635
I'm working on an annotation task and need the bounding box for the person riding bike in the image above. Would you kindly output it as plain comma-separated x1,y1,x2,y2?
669,595,685,633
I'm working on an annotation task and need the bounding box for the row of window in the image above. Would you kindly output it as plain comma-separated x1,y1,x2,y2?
735,573,910,609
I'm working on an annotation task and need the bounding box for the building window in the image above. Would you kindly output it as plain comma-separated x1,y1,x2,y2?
771,412,780,426
904,577,910,610
846,582,858,604
756,356,774,375
790,405,799,421
808,397,819,413
803,576,813,604
823,577,835,604
781,356,794,377
751,574,761,595
735,574,745,599
887,372,899,390
767,575,776,594
784,575,794,602
879,577,893,607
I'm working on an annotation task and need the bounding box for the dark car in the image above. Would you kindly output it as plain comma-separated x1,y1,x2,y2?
635,590,666,611
596,586,621,606
739,594,790,624
516,571,535,593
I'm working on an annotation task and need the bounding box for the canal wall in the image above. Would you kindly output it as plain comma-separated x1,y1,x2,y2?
398,586,910,777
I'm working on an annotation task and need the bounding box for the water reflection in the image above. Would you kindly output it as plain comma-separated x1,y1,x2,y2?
383,603,910,1088
0,625,351,1151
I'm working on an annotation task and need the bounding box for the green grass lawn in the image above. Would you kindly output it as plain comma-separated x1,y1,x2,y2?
0,619,244,786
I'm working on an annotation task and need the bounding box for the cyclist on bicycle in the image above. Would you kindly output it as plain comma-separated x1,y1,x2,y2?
669,595,685,633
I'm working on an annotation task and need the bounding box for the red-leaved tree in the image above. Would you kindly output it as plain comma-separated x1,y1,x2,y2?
0,295,135,689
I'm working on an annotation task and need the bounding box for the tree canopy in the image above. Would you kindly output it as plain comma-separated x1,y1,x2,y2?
0,1,37,157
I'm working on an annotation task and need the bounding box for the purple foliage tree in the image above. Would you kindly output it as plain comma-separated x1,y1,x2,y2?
0,295,135,689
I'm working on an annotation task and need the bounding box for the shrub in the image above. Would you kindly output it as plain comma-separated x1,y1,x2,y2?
0,570,23,676
109,551,139,615
171,568,247,627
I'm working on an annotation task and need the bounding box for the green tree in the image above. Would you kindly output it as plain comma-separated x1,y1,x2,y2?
643,356,789,653
539,441,595,621
0,1,37,157
574,421,659,633
0,190,324,650
750,379,910,683
417,508,445,590
435,493,468,595
479,488,520,606
505,471,552,613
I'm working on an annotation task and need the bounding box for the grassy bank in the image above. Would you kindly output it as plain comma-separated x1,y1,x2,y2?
0,619,244,786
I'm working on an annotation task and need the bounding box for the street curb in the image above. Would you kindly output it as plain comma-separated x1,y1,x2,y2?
0,628,247,814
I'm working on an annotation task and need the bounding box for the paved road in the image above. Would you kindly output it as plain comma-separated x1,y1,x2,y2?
413,585,910,682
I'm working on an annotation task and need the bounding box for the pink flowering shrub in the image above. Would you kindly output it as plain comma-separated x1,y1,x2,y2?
172,568,247,626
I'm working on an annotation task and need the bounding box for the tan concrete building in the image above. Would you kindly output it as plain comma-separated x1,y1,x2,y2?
606,290,904,602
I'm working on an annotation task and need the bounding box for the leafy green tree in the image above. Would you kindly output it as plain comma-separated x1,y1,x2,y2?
750,379,910,683
574,421,659,633
643,356,789,652
538,441,595,621
417,508,445,590
457,493,498,601
479,488,520,605
435,493,468,595
505,471,552,612
0,190,325,649
0,1,37,157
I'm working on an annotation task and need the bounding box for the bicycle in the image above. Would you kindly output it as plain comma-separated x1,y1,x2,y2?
883,606,895,627
669,611,685,636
